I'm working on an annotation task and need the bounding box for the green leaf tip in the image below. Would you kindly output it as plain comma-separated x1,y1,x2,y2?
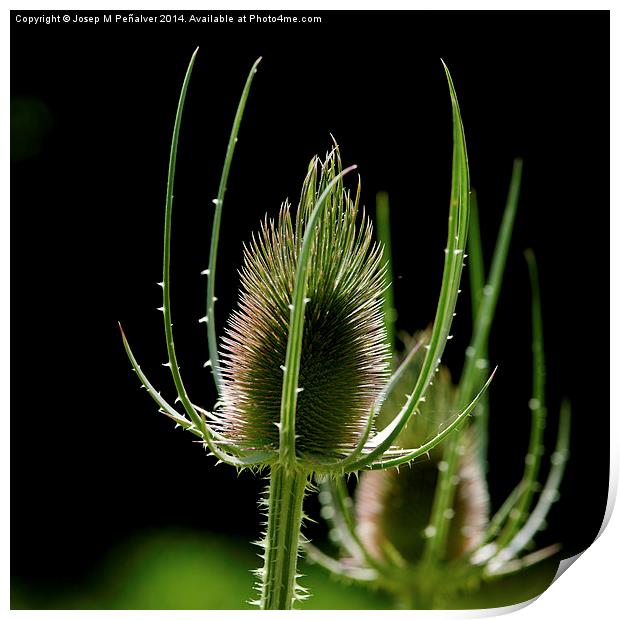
217,148,390,460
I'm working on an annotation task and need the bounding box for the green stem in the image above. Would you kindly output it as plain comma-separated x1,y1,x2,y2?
261,466,308,610
397,581,436,610
494,250,546,548
376,191,397,360
468,190,485,319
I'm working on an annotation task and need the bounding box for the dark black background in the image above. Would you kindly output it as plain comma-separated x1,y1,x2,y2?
11,10,609,590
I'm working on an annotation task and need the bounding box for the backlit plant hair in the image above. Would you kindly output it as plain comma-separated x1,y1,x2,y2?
119,49,494,609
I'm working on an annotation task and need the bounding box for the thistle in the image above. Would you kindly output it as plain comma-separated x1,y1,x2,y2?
308,167,571,609
218,152,390,458
119,49,493,609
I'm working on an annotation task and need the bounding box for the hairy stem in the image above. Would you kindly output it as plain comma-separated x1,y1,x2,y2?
261,466,308,610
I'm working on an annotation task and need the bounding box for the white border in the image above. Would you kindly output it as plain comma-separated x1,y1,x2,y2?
3,3,616,619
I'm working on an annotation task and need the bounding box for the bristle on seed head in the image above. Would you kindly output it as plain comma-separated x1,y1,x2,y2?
218,148,390,458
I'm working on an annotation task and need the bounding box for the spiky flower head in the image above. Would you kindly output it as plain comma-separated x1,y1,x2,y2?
218,149,390,460
355,332,490,563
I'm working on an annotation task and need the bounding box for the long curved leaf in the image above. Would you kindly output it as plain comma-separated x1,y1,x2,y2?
343,61,470,472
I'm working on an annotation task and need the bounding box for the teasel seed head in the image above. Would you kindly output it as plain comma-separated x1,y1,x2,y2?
356,331,490,563
218,148,390,460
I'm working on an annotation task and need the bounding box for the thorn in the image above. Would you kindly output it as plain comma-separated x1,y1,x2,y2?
424,525,437,538
157,281,164,288
203,360,212,368
157,307,165,312
201,269,210,276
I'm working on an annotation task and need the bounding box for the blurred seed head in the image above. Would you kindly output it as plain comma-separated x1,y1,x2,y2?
218,148,390,459
356,331,490,563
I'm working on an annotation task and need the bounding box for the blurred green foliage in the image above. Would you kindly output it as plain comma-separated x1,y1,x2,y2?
11,96,53,162
11,529,558,609
11,530,389,609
